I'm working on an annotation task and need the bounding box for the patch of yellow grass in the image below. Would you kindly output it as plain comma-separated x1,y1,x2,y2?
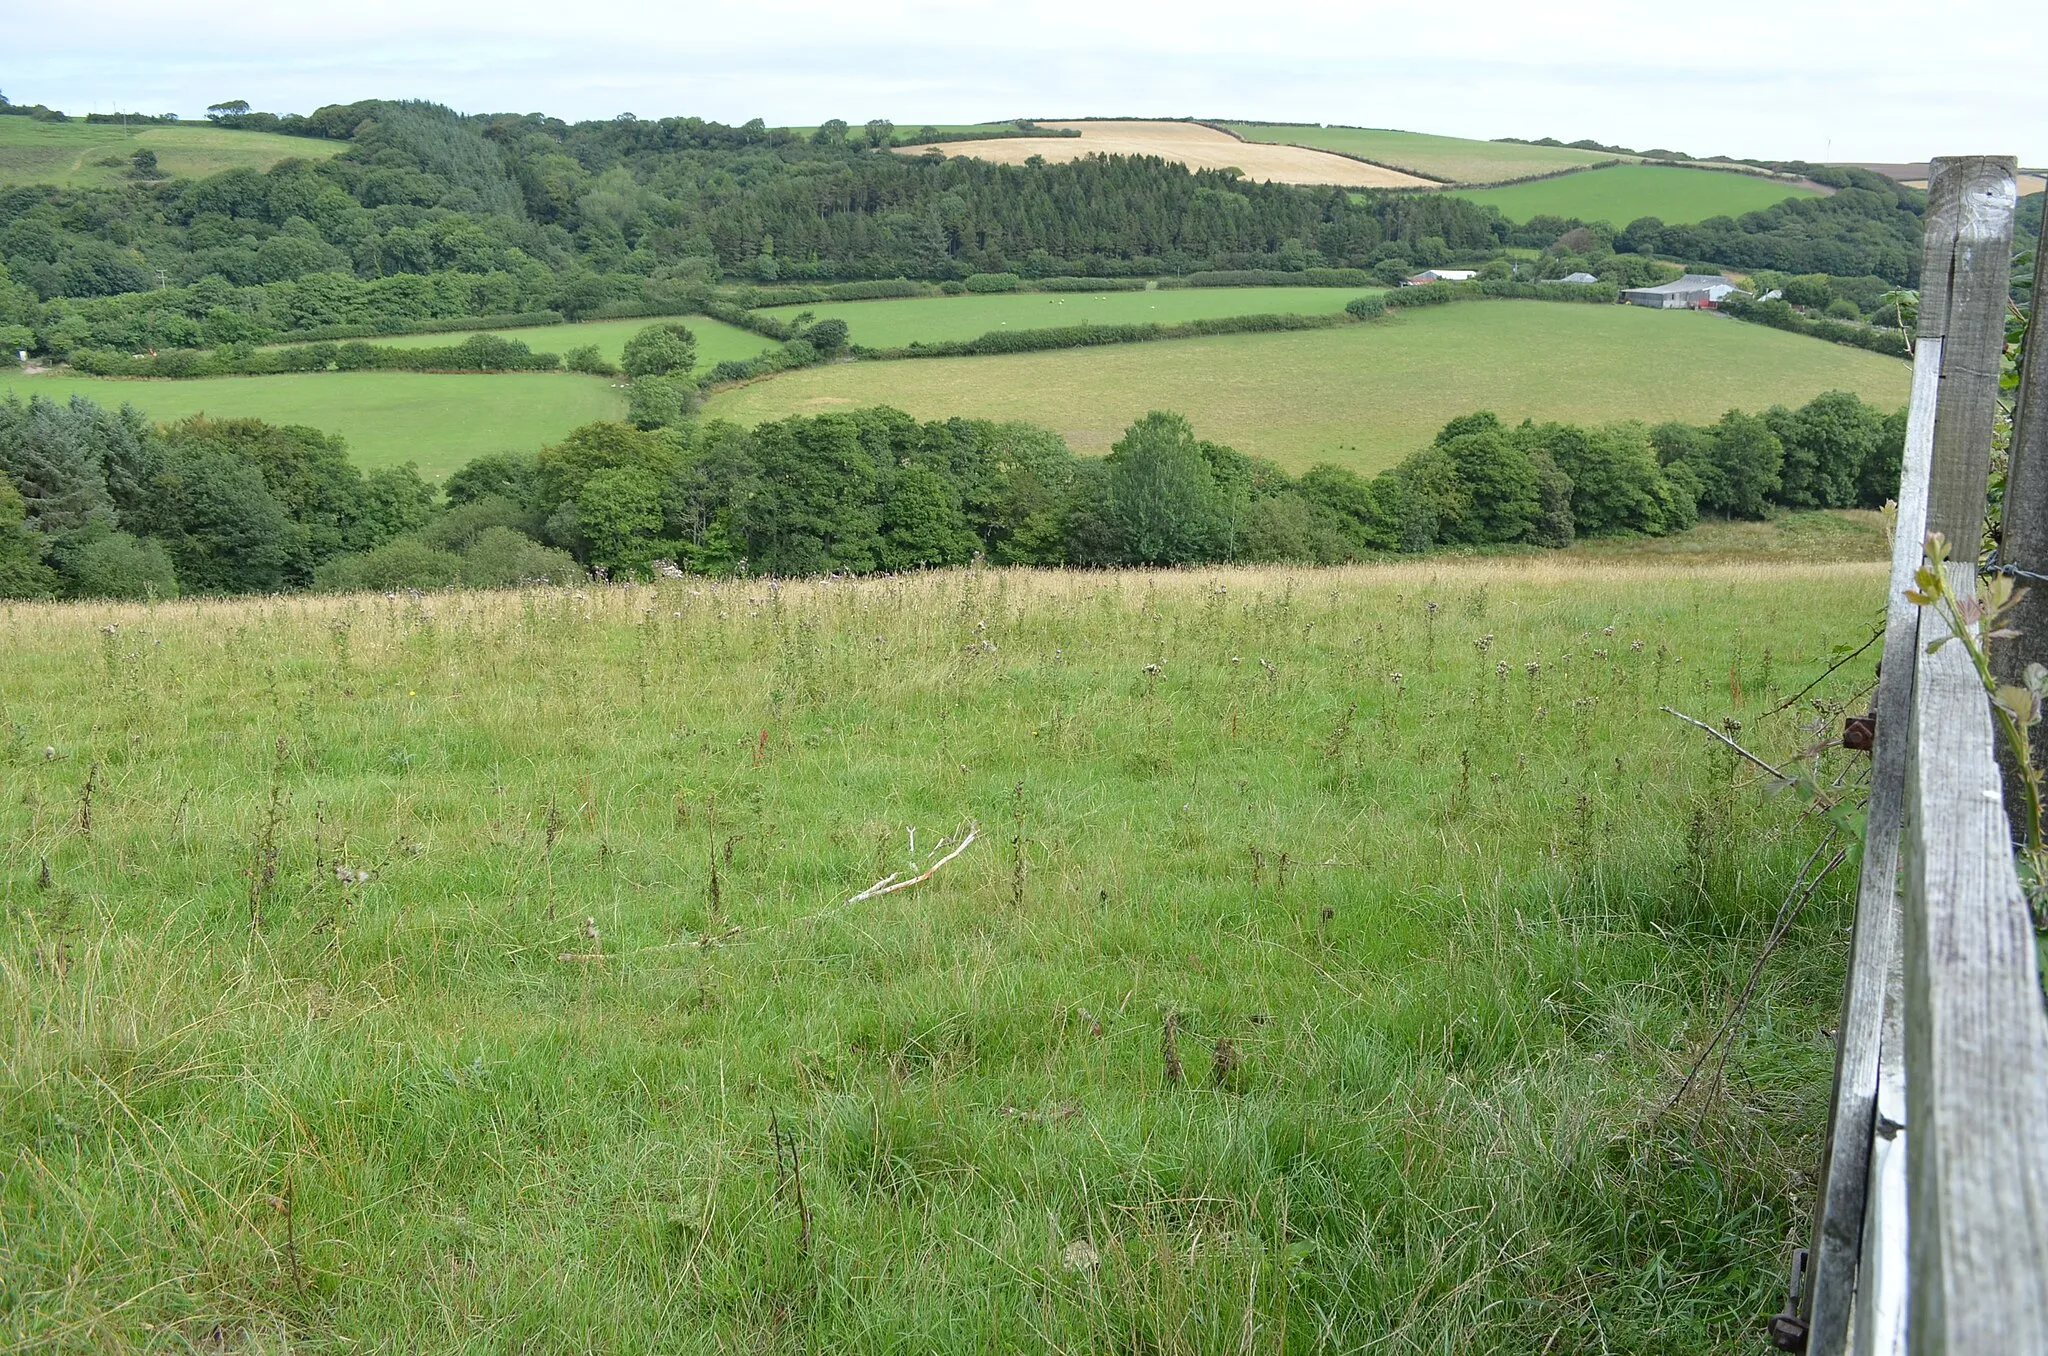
895,120,1435,188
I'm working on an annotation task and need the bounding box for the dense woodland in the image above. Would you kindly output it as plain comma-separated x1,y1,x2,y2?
0,98,1934,358
2,388,1902,599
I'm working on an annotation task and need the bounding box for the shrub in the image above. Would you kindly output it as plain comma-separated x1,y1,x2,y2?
460,526,582,587
807,318,850,353
626,377,693,430
1344,294,1387,320
419,495,535,553
564,344,616,376
64,531,179,600
620,322,698,380
315,537,465,592
964,273,1023,293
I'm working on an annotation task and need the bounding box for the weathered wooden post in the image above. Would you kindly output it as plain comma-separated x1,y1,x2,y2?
1799,156,2027,1356
1898,158,2048,1356
1991,200,2048,836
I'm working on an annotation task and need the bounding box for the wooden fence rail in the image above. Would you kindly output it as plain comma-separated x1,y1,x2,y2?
1793,156,2048,1355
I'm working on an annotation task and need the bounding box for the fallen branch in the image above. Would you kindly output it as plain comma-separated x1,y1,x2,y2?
847,823,979,902
1659,706,1789,780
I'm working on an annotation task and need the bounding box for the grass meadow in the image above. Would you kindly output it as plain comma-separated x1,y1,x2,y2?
0,370,623,481
277,316,775,375
706,301,1912,471
1447,165,1820,226
1,558,1876,1352
1219,125,1618,185
755,287,1380,350
0,119,343,189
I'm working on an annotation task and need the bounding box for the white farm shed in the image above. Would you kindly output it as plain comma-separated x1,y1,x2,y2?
1621,273,1744,309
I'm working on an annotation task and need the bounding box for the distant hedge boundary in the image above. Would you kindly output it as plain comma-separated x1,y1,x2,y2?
1721,296,1912,358
69,333,564,378
1164,268,1381,289
873,311,1348,360
1384,279,1621,307
286,311,566,342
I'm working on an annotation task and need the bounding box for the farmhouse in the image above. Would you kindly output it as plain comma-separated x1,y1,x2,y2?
1554,271,1601,284
1403,268,1478,285
1622,273,1745,309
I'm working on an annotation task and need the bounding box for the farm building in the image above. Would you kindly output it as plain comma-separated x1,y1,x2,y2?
1403,269,1478,285
1622,273,1745,309
1554,271,1601,284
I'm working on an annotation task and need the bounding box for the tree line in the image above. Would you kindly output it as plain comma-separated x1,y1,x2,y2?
3,388,1903,599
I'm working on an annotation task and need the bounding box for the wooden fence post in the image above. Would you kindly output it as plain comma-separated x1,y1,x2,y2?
1803,156,2021,1356
1992,200,2048,836
1801,157,1985,1355
1893,156,2048,1356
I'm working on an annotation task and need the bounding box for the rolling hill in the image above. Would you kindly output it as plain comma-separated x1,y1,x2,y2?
0,117,344,189
1220,123,1618,184
1448,163,1821,226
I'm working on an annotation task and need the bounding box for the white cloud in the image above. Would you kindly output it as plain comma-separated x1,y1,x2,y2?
11,0,2046,163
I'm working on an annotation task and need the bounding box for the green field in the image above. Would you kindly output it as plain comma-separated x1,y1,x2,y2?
757,286,1379,349
0,118,344,189
283,315,775,375
0,371,621,480
1448,163,1820,226
1222,124,1618,185
1,559,1871,1350
707,301,1910,471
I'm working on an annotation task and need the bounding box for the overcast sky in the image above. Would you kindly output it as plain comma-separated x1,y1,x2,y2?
11,0,2046,165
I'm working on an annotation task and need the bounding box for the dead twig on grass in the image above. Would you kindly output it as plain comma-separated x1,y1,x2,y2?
846,823,979,903
1659,706,1790,780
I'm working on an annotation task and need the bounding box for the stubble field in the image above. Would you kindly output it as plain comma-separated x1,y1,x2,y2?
2,559,1873,1352
895,121,1435,188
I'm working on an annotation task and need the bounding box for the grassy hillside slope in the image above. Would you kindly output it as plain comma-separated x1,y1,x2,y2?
0,371,621,480
706,302,1910,470
1221,124,1617,184
0,118,344,188
1,560,1870,1351
1449,164,1819,225
757,286,1381,349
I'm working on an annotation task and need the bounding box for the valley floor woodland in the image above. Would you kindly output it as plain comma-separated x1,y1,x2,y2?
1,386,1904,599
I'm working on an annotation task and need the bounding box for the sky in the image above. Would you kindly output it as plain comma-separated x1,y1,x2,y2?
10,0,2047,165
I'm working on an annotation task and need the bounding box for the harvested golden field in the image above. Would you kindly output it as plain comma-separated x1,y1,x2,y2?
895,120,1435,188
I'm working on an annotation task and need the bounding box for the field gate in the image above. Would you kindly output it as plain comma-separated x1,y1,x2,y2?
1782,157,2048,1354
